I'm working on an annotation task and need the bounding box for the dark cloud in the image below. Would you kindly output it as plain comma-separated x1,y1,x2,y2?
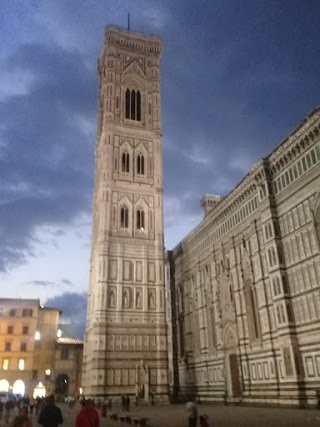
0,42,96,271
45,292,87,340
1,0,320,318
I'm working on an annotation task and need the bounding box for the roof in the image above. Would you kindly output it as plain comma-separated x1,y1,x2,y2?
57,337,83,345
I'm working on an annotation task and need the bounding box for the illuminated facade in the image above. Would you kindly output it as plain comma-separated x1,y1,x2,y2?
83,26,168,402
166,108,320,407
0,299,60,397
54,337,83,399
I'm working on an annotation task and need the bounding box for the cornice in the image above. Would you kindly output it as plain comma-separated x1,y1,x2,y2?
268,108,320,177
104,26,162,57
171,108,320,259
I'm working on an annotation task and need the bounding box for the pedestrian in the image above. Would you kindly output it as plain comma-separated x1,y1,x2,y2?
135,395,139,407
149,392,154,406
199,414,209,427
38,395,63,427
121,395,126,412
29,398,35,416
5,399,14,424
35,397,41,416
107,396,112,411
11,406,32,427
125,395,130,412
75,399,99,427
186,397,198,427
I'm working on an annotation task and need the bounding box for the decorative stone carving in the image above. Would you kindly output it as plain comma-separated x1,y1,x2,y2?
135,359,150,400
123,288,131,308
148,289,156,309
136,289,142,309
108,287,116,308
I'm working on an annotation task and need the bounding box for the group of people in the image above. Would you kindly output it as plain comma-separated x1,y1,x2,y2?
121,394,131,412
0,396,43,425
2,393,209,427
6,394,63,427
6,395,100,427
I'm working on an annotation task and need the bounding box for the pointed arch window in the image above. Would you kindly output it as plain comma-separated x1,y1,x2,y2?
136,209,145,230
137,154,145,175
121,152,130,173
244,279,261,341
120,206,129,229
125,89,130,118
125,88,141,121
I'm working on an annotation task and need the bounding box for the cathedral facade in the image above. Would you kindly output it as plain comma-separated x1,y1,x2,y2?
82,26,168,402
165,108,320,407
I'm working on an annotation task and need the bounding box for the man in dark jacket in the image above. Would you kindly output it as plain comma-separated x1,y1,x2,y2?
38,395,63,427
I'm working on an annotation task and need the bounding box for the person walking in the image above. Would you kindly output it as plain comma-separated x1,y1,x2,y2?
38,395,63,427
121,395,126,412
5,399,14,424
125,395,130,412
199,414,209,427
11,406,32,427
186,397,198,427
75,399,99,427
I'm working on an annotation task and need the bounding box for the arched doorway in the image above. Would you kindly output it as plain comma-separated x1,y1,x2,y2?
55,374,69,399
224,326,241,399
13,380,25,396
0,379,9,392
33,382,46,399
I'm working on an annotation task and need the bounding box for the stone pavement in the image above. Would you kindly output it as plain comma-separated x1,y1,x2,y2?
2,402,320,427
62,402,320,427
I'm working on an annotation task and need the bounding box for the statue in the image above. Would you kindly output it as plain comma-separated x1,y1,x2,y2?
135,359,150,401
136,291,142,308
109,290,116,307
148,291,155,309
123,290,129,308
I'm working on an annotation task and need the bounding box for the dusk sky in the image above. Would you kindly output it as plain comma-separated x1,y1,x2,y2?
1,0,320,338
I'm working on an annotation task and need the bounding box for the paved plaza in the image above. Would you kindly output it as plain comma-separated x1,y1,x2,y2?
2,402,320,427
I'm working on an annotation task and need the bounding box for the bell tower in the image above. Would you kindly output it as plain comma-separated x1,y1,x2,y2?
82,26,168,403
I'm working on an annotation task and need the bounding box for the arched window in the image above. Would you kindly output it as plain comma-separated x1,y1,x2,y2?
273,277,281,296
269,247,277,266
137,154,145,175
277,245,284,265
121,152,130,173
273,220,280,237
276,306,281,324
131,89,136,120
136,209,145,230
125,88,141,121
125,89,130,119
120,206,129,228
244,279,260,341
286,303,294,323
137,91,141,121
282,275,289,294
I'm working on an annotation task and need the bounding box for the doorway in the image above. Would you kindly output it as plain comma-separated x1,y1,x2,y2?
228,354,241,397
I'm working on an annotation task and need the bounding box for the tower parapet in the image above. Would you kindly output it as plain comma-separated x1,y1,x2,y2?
201,194,221,217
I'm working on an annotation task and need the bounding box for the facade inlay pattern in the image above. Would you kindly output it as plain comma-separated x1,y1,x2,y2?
83,26,168,403
165,108,320,407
